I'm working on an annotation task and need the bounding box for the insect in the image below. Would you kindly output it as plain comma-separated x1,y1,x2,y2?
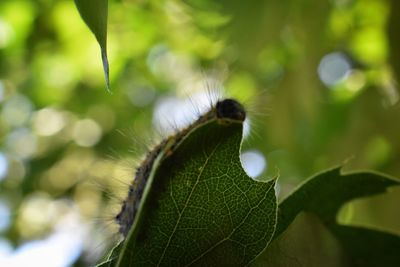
115,98,247,237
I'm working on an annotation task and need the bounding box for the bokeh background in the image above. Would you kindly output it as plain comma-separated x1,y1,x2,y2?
0,0,399,266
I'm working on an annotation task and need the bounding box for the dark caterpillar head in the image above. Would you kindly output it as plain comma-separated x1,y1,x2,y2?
216,99,246,122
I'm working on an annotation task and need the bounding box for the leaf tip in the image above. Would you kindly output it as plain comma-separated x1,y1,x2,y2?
101,48,112,93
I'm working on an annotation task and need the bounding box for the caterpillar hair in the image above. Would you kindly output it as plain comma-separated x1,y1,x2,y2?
115,97,247,237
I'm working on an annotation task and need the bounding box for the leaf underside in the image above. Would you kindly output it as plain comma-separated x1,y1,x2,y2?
253,167,400,267
275,167,400,238
113,120,277,266
74,0,110,91
97,120,400,267
253,213,349,267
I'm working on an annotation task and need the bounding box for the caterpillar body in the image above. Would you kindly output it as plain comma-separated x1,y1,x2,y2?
115,98,246,237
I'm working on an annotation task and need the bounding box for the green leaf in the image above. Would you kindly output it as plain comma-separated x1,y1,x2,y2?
331,225,400,267
253,213,350,267
116,120,278,266
275,167,400,238
253,167,400,266
74,0,110,91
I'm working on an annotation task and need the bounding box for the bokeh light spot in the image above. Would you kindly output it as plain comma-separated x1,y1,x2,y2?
318,52,351,87
0,153,9,181
153,92,218,134
1,94,33,127
6,128,37,159
240,150,267,178
0,200,11,232
33,108,66,136
17,194,52,238
0,19,14,48
0,238,12,257
73,119,102,147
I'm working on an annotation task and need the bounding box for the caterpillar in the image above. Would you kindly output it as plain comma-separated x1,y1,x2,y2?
115,98,246,237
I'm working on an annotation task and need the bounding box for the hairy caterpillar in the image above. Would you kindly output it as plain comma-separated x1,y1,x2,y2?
115,98,247,237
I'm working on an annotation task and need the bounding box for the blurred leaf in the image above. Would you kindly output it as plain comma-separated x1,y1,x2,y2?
253,167,400,266
74,0,110,91
388,0,400,82
331,225,400,267
253,213,349,267
274,167,400,238
115,120,277,266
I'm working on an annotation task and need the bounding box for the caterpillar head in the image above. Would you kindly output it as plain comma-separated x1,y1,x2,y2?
216,99,246,122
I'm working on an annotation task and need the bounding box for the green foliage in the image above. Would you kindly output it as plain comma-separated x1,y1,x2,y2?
261,167,400,266
253,213,348,267
1,0,400,266
111,120,276,266
74,0,110,91
275,167,399,237
95,119,399,266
